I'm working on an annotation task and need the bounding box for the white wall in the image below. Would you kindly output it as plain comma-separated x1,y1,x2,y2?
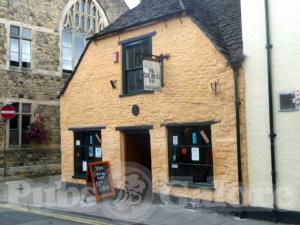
242,0,300,211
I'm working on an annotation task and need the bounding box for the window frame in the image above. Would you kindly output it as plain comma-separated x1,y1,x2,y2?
9,26,32,68
61,0,109,72
73,130,103,179
8,102,32,147
122,37,153,95
167,125,214,189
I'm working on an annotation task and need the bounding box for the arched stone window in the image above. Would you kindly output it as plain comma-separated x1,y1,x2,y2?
62,0,109,71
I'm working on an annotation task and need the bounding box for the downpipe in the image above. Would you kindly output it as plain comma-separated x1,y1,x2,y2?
264,0,278,220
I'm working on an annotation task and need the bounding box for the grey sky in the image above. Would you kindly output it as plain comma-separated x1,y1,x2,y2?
124,0,140,9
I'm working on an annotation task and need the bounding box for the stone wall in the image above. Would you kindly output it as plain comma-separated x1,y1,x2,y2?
60,16,248,205
0,0,128,180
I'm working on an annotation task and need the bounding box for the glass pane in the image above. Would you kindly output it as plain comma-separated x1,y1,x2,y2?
12,103,19,113
75,15,80,27
81,0,86,12
62,29,73,70
63,59,72,71
22,40,31,64
10,116,19,129
126,70,144,93
9,130,19,145
10,38,19,53
75,2,79,11
10,52,19,65
22,116,31,133
22,28,31,39
92,7,96,16
81,17,85,30
21,115,31,145
62,29,72,47
10,26,19,36
22,103,31,113
87,1,91,14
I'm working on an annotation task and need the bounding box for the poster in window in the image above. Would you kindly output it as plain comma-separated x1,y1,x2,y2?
90,136,93,145
82,161,87,172
76,140,81,146
173,136,178,145
95,147,102,158
89,146,94,157
192,132,197,144
200,130,210,144
191,147,200,161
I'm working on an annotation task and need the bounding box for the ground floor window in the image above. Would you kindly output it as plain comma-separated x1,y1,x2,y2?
9,102,32,146
168,125,213,186
73,130,102,178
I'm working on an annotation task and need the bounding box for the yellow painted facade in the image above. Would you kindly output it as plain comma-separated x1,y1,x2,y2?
60,16,248,205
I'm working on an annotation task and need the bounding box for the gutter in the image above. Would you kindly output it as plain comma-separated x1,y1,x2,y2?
264,0,278,218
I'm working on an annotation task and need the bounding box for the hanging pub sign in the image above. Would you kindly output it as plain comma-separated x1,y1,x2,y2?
143,58,162,91
84,161,115,203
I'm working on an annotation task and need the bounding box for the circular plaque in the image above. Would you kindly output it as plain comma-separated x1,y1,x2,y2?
132,105,140,116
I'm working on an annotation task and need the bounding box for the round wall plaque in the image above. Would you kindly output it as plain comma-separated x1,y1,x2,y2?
132,105,140,116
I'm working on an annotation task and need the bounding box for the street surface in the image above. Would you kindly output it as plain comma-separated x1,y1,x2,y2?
0,204,126,225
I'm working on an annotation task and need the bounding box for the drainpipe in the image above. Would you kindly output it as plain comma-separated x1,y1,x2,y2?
264,0,278,217
232,63,244,210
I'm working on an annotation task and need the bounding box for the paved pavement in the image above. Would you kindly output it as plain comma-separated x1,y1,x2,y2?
0,176,288,225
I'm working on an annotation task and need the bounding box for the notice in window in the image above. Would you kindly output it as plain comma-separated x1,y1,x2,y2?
191,147,200,161
89,147,93,157
95,147,102,158
173,136,178,145
82,161,87,172
76,140,80,146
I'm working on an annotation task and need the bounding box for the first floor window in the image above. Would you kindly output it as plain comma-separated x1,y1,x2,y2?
168,125,214,186
73,130,102,178
9,102,32,146
10,26,32,68
122,38,152,94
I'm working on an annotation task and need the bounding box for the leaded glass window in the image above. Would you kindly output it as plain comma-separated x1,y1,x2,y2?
62,0,108,71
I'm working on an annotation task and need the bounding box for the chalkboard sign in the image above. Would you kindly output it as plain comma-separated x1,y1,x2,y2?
88,161,115,203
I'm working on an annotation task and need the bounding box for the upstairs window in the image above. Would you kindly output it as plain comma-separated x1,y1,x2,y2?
122,38,152,94
62,0,108,72
10,26,32,68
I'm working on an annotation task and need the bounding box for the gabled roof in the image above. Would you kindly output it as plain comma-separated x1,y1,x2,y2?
89,0,243,65
59,0,243,97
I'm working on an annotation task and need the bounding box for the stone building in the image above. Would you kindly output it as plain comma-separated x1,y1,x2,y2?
0,0,128,181
60,0,247,206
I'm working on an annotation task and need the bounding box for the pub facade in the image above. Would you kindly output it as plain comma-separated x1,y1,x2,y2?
60,0,247,205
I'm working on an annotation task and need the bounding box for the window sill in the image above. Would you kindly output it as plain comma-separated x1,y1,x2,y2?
10,66,32,73
279,109,299,112
72,175,86,180
119,91,154,98
167,181,215,190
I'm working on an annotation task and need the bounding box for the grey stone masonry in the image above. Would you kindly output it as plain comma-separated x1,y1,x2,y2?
0,0,128,180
